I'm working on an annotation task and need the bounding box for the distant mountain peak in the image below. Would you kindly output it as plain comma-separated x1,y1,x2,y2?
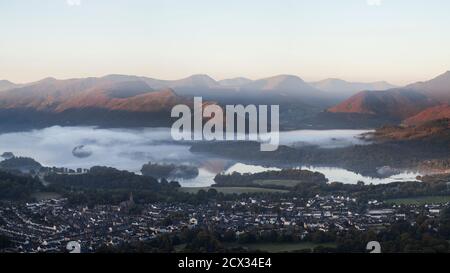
189,73,214,79
310,78,397,99
320,78,344,83
435,70,450,79
183,74,217,82
328,89,435,119
39,77,58,82
168,74,219,89
407,70,450,103
190,74,218,82
102,74,137,80
409,70,450,85
218,77,252,87
251,74,308,90
96,80,153,99
268,74,305,81
0,79,14,85
0,80,17,92
222,77,251,81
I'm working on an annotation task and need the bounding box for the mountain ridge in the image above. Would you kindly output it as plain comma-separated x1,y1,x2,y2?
1,71,448,130
404,104,450,126
0,80,20,92
327,89,436,119
326,71,450,125
406,71,450,103
310,78,397,99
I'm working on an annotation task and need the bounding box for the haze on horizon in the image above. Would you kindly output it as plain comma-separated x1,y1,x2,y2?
1,0,450,85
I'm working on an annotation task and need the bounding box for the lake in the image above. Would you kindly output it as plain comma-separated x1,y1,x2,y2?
0,126,421,187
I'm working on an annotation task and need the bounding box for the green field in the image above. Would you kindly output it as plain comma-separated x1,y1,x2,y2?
179,187,289,195
252,179,304,188
175,242,336,253
386,196,450,205
226,242,337,253
31,192,62,201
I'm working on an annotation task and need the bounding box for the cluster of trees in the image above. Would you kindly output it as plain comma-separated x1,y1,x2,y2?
44,166,194,206
0,171,43,200
141,162,199,179
0,235,13,250
61,186,223,207
44,166,247,206
98,228,236,253
45,166,176,191
0,157,42,174
214,169,328,188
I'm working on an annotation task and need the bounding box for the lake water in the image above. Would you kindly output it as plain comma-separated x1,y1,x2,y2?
0,126,420,187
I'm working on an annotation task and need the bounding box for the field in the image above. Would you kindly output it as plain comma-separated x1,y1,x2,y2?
179,187,289,195
252,179,304,188
386,195,450,205
31,192,62,201
225,242,337,253
175,242,336,253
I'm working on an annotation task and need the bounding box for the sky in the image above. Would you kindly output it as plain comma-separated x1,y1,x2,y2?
1,0,450,85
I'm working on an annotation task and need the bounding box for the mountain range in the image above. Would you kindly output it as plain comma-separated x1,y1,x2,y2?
406,71,450,103
0,77,191,113
328,89,435,119
310,79,397,99
0,73,393,130
327,71,450,126
0,73,396,102
0,72,448,130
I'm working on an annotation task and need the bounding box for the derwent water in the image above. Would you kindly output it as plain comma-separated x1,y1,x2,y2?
0,126,421,187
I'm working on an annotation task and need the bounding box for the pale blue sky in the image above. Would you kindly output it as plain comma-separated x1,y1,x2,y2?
1,0,449,85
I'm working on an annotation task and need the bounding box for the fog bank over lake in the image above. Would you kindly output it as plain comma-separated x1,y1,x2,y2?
0,126,419,187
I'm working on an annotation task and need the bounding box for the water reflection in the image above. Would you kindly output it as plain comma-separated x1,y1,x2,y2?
0,126,418,187
179,162,421,187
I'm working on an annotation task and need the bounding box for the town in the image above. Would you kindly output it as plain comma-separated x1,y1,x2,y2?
1,194,447,253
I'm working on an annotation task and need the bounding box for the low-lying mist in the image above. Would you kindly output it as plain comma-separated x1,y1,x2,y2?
0,126,386,186
0,126,200,173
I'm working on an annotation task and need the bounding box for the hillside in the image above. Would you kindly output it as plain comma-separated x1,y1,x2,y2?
370,119,450,142
0,80,18,92
55,86,188,113
2,72,447,130
218,77,253,87
0,77,193,130
310,78,396,99
327,89,435,120
407,71,450,103
404,104,450,126
0,77,190,113
241,75,324,97
323,71,450,128
0,74,335,130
